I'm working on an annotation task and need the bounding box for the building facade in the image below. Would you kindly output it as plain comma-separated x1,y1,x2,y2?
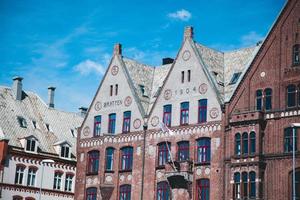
75,0,300,199
0,77,83,200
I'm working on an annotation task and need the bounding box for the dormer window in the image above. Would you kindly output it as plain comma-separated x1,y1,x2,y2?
229,72,242,85
17,116,27,128
26,138,36,152
61,145,70,158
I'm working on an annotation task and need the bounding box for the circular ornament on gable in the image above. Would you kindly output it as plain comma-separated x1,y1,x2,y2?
260,71,266,78
124,96,132,107
111,65,119,76
133,119,141,129
182,50,191,61
198,83,208,94
94,101,102,111
163,89,172,100
151,116,159,127
209,107,219,119
83,126,90,136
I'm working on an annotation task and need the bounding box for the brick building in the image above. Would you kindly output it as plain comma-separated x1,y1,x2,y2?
75,0,300,199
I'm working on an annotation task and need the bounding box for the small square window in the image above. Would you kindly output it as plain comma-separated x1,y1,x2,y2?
32,120,37,129
17,116,27,128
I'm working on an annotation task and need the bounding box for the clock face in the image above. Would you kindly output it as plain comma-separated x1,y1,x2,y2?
83,126,90,136
164,89,172,100
199,83,208,94
111,65,119,76
182,50,191,61
151,116,159,127
124,96,132,107
209,107,219,119
94,101,102,111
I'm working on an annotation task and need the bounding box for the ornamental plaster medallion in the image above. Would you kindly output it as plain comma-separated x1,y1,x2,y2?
260,71,266,77
105,175,112,183
127,175,132,181
133,119,141,129
94,101,102,111
87,178,92,185
196,168,202,176
111,65,119,76
124,96,132,107
209,107,219,119
182,50,191,61
157,171,162,179
205,167,210,175
120,175,125,182
198,83,208,94
163,89,172,100
83,126,90,136
151,116,159,127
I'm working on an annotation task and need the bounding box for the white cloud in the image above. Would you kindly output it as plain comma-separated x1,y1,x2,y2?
241,31,264,46
74,59,105,75
168,9,192,21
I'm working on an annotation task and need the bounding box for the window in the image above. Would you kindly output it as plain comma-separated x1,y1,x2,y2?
13,196,23,200
61,145,70,158
284,127,297,152
242,132,248,155
177,141,189,161
157,142,171,166
65,174,73,192
53,171,63,190
256,90,263,111
86,187,97,200
198,99,207,123
249,171,256,198
121,147,133,170
26,138,36,152
293,44,300,65
234,171,256,199
15,165,25,184
180,102,189,125
17,116,27,128
122,111,131,133
119,185,131,200
188,70,191,82
156,181,170,200
287,84,296,107
139,85,145,96
265,88,272,111
229,72,242,85
115,84,118,95
242,172,248,197
25,198,35,200
87,151,99,174
108,113,116,134
94,115,101,137
45,123,50,131
32,120,37,129
27,167,36,186
163,105,172,127
196,138,211,163
106,147,114,171
196,179,210,200
235,133,241,156
181,71,184,83
250,132,256,154
233,172,241,199
110,85,113,96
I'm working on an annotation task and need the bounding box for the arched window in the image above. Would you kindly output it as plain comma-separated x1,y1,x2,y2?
122,111,131,133
235,133,241,156
242,172,248,197
93,115,101,137
250,132,256,154
53,171,63,190
256,90,263,111
196,138,211,163
86,187,97,200
287,84,296,107
15,164,25,184
120,147,133,170
198,99,208,123
180,102,189,125
163,105,172,127
242,132,248,155
157,142,171,166
105,147,114,171
233,172,241,199
108,113,116,134
293,44,300,65
177,141,189,161
119,184,131,200
284,127,297,152
156,181,170,200
196,179,210,200
249,171,256,198
87,150,99,174
265,88,272,111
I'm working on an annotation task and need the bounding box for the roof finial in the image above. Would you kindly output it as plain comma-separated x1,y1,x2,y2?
184,26,194,41
113,43,122,56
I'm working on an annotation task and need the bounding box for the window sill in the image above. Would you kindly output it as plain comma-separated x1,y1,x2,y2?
119,169,132,173
86,172,98,176
105,170,114,173
194,162,210,166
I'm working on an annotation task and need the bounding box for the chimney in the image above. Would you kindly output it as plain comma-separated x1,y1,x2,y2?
79,107,88,117
48,86,56,108
184,26,194,41
162,58,174,65
113,43,122,56
12,76,23,101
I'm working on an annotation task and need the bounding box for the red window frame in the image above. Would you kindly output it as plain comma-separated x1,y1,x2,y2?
122,111,131,133
196,179,210,200
163,105,172,127
86,187,97,200
197,138,211,163
93,115,101,137
87,151,99,174
108,113,116,134
119,184,131,200
198,99,207,123
120,147,133,171
180,102,189,125
157,143,170,166
156,181,170,200
177,141,189,161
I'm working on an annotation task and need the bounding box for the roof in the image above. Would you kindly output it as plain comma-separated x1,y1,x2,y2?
0,86,83,157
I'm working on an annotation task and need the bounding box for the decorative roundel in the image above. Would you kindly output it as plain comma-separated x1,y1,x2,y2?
133,119,142,129
124,96,132,107
163,89,172,100
182,50,191,61
151,116,159,127
209,107,219,119
198,83,208,94
111,65,119,76
94,101,102,111
105,175,112,183
83,126,90,136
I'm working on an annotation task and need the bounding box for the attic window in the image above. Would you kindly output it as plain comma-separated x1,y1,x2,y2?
61,145,70,158
229,72,242,85
26,138,36,152
70,129,75,137
32,120,37,129
17,116,27,128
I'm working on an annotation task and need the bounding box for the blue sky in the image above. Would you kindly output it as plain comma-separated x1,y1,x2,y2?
0,0,286,112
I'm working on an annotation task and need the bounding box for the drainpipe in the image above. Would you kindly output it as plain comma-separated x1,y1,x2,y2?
140,118,148,200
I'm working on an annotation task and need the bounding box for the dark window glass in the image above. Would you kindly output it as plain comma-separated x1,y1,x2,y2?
122,111,131,133
234,172,241,199
242,172,248,197
110,85,113,96
198,99,207,123
86,187,97,200
163,105,172,127
158,142,171,166
188,70,191,82
13,196,23,200
94,115,101,137
235,133,241,156
61,145,69,158
293,44,300,65
65,174,73,192
53,172,63,190
197,138,211,163
249,171,256,198
26,139,35,152
196,179,210,200
15,165,25,184
156,181,170,200
242,132,248,155
108,113,116,134
106,148,114,171
229,72,242,85
121,147,133,170
287,84,296,107
87,151,99,174
177,141,189,161
119,185,131,200
115,84,118,95
181,71,184,83
250,132,256,154
284,127,297,152
180,102,189,125
265,88,272,111
256,90,263,110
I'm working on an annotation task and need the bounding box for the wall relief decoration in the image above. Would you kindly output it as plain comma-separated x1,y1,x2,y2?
94,101,102,111
182,50,191,61
198,83,208,94
83,126,90,136
133,119,141,129
111,65,119,76
124,96,132,107
164,89,172,100
209,107,219,119
151,116,159,127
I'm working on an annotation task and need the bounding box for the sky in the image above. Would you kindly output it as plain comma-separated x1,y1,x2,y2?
0,0,286,112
